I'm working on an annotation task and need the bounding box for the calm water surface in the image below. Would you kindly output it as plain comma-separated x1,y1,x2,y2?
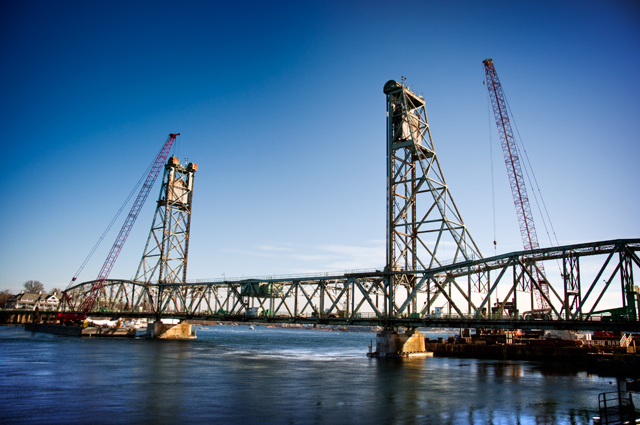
0,325,613,424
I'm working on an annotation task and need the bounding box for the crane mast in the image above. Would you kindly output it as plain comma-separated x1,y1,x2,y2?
57,133,180,321
483,59,550,310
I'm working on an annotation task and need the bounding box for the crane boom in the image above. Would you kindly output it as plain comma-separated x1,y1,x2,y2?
483,59,549,310
57,133,179,321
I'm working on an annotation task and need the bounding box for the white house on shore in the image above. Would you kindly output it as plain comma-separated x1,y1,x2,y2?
6,291,60,310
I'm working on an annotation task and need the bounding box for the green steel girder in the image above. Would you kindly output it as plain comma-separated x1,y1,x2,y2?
59,239,639,331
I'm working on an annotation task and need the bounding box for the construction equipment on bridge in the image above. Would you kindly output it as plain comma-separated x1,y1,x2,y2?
241,282,281,297
57,133,180,321
483,59,551,311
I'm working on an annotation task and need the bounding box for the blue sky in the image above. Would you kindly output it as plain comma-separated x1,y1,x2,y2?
1,0,638,294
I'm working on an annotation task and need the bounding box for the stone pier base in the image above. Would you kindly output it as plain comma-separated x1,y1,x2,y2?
146,321,196,339
369,329,432,358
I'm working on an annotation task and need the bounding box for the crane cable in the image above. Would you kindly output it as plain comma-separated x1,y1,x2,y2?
502,95,563,277
504,98,561,250
485,70,498,257
66,141,171,289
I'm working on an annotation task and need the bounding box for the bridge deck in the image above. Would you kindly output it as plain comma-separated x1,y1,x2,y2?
72,311,640,332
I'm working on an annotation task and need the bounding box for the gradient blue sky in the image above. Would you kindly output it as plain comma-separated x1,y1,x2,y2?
1,0,638,294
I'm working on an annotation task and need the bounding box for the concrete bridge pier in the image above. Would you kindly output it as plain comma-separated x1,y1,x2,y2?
146,321,196,339
369,328,432,358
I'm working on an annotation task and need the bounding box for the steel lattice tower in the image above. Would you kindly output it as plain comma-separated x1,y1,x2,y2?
384,79,482,316
135,156,197,285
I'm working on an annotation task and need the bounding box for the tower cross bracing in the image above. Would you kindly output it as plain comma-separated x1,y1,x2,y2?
384,80,483,316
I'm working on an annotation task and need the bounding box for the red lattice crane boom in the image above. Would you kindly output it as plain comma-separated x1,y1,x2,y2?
57,133,179,321
483,59,550,310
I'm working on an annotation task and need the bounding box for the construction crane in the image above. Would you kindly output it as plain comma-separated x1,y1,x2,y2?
56,133,180,321
483,59,550,310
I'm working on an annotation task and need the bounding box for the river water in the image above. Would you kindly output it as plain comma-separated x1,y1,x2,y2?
0,325,614,424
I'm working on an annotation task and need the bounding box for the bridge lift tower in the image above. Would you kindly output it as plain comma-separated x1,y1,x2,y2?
383,79,483,319
135,156,197,313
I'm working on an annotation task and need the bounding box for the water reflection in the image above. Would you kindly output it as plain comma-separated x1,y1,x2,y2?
0,326,610,425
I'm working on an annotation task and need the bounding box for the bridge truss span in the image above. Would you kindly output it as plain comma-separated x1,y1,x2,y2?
61,239,640,331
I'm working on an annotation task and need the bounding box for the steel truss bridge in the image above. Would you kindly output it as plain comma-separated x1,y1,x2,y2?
60,80,639,332
64,239,640,331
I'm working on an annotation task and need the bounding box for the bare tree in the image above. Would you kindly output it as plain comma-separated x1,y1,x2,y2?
24,280,45,293
51,287,61,295
0,290,13,308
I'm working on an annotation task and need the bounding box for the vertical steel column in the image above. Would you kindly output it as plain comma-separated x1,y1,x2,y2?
468,268,472,316
622,250,637,321
345,284,350,317
270,290,274,317
487,271,492,319
351,280,355,318
563,252,581,320
426,278,431,317
385,82,395,321
320,280,325,318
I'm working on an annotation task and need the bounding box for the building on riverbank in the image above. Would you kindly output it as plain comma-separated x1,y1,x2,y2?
5,291,60,311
